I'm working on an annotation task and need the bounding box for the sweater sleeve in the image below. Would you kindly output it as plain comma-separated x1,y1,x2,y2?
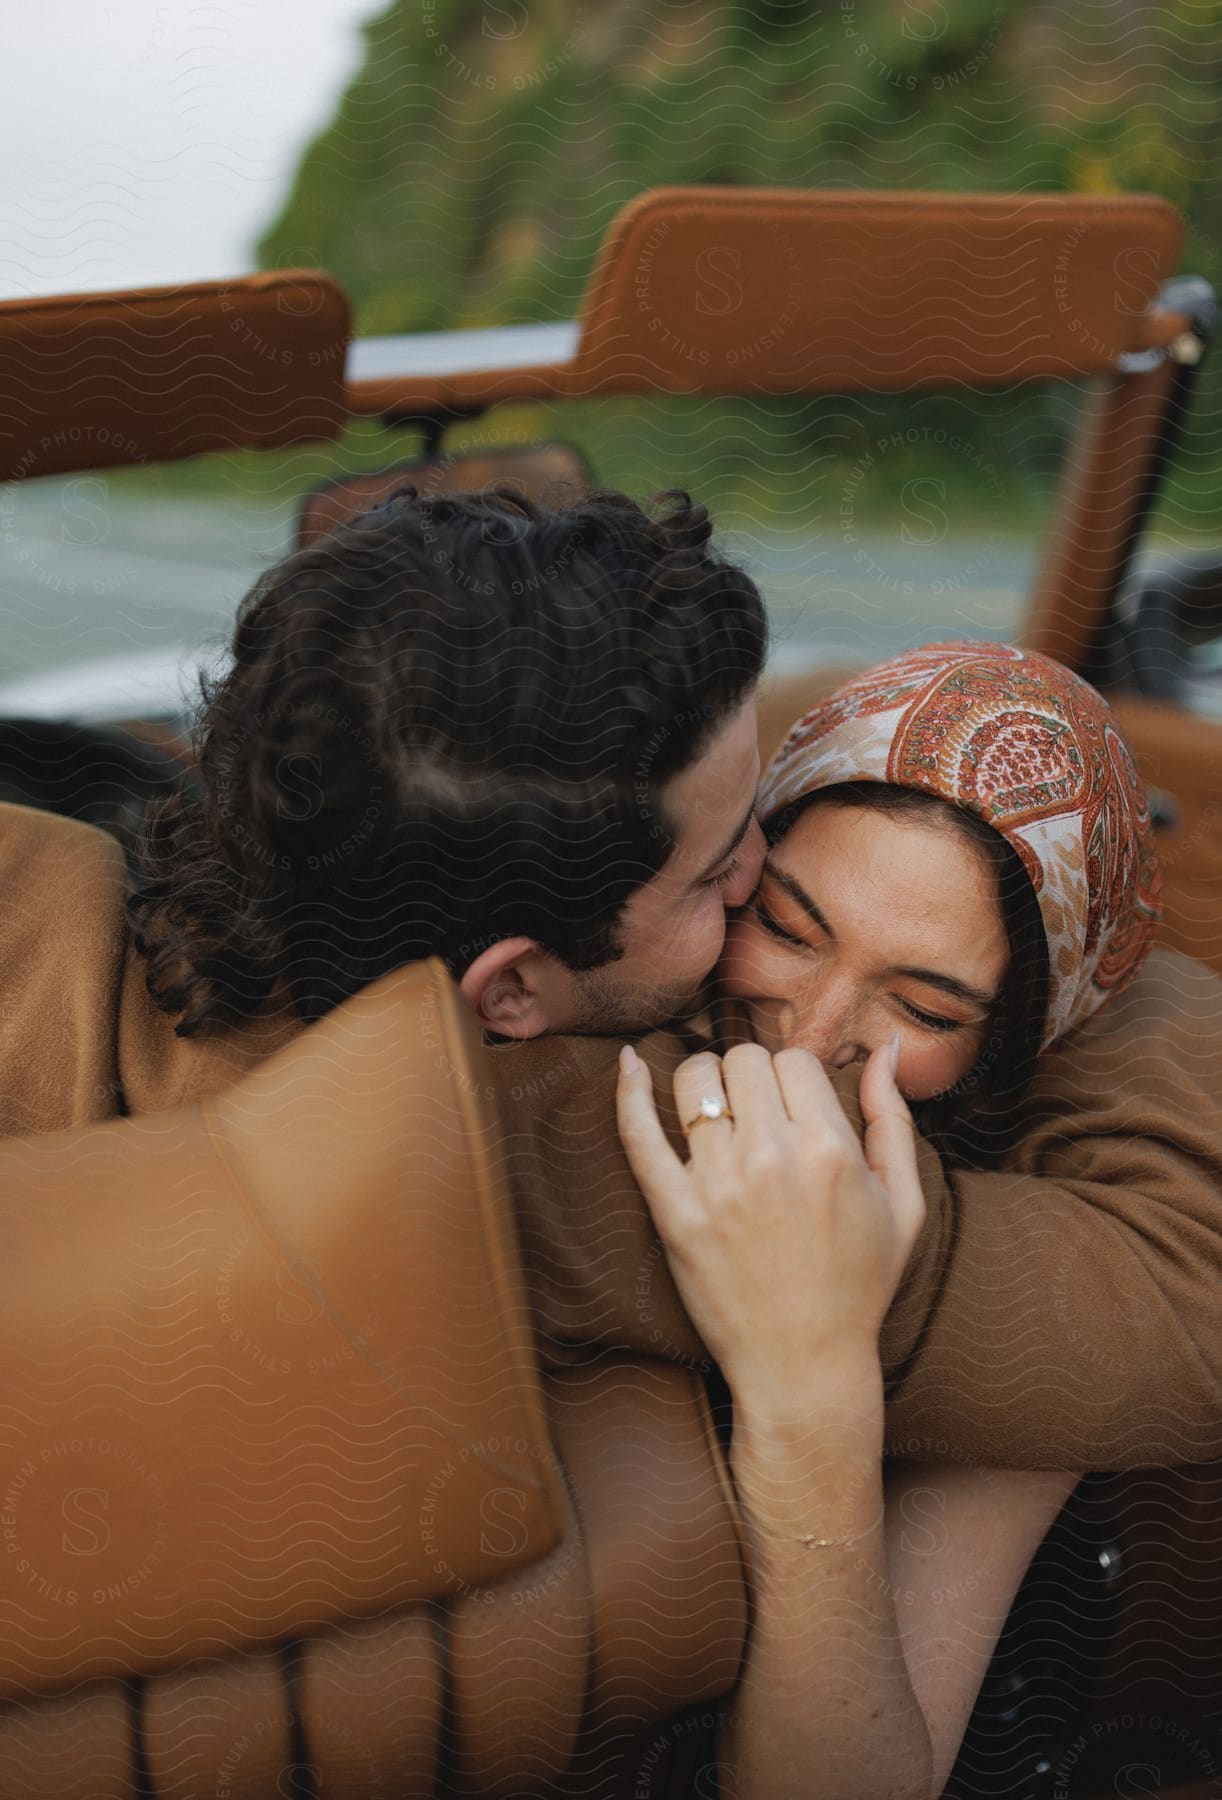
501,965,1222,1471
0,802,129,1135
881,947,1222,1469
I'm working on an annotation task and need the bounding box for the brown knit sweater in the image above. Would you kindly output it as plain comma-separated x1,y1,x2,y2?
6,800,1222,1470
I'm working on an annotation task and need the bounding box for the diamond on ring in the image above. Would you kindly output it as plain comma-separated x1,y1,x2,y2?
682,1095,735,1136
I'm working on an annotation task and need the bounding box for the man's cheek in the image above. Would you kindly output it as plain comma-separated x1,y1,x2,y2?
696,892,732,958
656,897,724,982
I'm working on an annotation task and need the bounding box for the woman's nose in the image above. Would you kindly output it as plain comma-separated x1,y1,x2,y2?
796,979,865,1070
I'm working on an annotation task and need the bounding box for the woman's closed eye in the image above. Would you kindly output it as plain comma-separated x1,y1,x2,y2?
897,998,968,1034
752,898,809,947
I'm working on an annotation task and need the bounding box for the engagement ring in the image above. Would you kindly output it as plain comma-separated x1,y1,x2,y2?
682,1096,735,1135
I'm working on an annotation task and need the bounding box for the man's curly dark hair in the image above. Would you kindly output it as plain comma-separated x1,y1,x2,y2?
126,485,768,1037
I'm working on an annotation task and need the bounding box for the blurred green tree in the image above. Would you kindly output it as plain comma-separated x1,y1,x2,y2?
254,0,1222,535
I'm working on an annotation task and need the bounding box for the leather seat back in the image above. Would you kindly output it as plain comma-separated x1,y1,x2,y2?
0,961,750,1793
0,1363,747,1797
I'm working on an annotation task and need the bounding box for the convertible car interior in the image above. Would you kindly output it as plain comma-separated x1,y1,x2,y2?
0,186,1219,1798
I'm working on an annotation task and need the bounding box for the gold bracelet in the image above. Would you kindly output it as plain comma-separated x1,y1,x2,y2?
797,1531,861,1550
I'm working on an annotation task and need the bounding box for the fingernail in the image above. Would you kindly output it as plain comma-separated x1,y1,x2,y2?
887,1031,901,1077
619,1043,640,1075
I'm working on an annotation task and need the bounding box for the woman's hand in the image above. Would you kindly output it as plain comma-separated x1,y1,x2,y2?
616,1038,924,1402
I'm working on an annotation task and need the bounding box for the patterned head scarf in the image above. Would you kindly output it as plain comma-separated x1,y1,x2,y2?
757,642,1162,1049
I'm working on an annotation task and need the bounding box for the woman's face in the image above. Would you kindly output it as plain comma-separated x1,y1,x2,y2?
719,801,1011,1101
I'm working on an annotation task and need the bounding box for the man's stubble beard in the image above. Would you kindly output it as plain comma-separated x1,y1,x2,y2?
563,962,711,1038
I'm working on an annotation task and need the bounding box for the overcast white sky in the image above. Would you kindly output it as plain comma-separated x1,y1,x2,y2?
0,0,385,300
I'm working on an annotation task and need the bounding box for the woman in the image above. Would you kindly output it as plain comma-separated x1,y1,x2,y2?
617,641,1162,1799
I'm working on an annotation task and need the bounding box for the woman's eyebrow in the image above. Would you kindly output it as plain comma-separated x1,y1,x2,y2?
763,863,836,937
765,862,996,1011
891,967,996,1011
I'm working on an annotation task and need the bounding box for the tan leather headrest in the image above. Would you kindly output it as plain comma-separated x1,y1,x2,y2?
0,271,350,482
569,187,1184,397
0,960,563,1697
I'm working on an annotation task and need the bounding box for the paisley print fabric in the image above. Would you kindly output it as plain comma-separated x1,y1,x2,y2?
758,642,1162,1047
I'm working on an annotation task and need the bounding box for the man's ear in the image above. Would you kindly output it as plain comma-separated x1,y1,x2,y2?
459,937,554,1039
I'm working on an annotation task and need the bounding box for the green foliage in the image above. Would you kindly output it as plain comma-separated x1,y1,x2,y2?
245,0,1222,537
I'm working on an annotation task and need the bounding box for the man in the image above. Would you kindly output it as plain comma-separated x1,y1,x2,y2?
125,483,769,1044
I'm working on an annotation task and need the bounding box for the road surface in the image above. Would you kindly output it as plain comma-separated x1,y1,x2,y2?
0,479,1035,716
